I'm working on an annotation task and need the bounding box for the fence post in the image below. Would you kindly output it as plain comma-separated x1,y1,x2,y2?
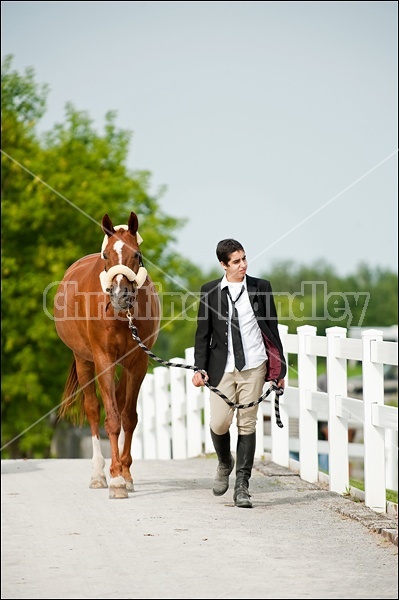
270,324,290,466
385,429,398,492
362,329,386,512
298,325,318,482
326,326,349,494
170,358,188,459
132,391,143,459
185,347,204,457
203,388,213,454
153,366,172,459
140,373,157,459
230,417,238,457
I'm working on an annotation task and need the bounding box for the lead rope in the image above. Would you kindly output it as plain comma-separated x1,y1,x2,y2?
127,312,284,428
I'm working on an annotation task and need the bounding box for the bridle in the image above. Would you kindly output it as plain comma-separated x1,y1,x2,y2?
99,227,147,302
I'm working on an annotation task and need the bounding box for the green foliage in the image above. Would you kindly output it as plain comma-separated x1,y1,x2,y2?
263,259,398,335
154,265,222,362
1,56,196,457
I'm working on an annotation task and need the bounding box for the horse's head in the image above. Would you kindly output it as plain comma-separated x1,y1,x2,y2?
99,212,147,311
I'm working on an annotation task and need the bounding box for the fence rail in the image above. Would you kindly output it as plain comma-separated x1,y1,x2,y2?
131,325,398,514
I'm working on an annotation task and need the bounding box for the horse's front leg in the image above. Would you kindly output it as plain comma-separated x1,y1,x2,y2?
96,361,128,499
115,370,135,492
119,416,137,493
119,357,148,491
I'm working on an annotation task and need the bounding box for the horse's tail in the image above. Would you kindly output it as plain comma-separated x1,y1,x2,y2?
58,360,86,425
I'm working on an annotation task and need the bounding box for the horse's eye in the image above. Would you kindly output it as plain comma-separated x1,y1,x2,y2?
103,252,108,260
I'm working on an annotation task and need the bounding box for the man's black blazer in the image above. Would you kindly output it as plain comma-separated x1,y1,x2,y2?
194,275,287,387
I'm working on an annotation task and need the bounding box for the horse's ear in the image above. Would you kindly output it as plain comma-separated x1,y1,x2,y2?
102,214,115,237
128,212,139,236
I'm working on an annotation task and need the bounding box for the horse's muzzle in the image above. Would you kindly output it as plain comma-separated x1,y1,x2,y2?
109,287,136,311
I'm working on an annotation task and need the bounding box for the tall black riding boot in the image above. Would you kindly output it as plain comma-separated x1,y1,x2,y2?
234,432,256,508
210,429,235,496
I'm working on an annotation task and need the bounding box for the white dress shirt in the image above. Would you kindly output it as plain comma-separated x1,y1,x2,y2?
220,275,267,373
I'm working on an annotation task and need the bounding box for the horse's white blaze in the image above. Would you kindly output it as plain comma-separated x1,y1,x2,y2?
113,273,124,296
91,436,105,476
118,426,125,455
113,240,124,264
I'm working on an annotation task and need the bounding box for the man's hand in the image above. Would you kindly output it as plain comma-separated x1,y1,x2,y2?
277,378,285,390
273,379,285,395
192,371,209,387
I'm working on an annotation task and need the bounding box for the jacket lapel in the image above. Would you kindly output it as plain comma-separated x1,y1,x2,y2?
217,275,259,313
246,275,259,314
220,284,228,312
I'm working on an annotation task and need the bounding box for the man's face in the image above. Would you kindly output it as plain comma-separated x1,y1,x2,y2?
221,250,247,282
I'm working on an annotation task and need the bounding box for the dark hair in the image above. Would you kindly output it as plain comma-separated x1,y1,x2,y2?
216,239,244,265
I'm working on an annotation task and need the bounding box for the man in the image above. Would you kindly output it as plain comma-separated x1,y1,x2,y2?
192,239,286,508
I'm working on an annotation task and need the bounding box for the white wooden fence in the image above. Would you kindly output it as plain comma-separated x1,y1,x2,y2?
132,325,398,514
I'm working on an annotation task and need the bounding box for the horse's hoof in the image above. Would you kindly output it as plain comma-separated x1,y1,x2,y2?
109,476,128,499
125,479,135,493
109,486,128,499
90,475,108,489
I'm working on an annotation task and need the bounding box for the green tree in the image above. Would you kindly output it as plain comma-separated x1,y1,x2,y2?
1,56,196,457
262,259,398,335
344,263,398,327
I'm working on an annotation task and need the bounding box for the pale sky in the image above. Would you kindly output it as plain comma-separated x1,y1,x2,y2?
2,1,398,278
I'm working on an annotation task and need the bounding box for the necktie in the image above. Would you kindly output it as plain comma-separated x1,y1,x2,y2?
226,286,246,371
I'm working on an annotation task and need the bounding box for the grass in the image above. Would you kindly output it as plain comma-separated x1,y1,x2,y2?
318,471,397,504
349,478,398,504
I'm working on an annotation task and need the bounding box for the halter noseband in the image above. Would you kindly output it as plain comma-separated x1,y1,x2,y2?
99,265,147,293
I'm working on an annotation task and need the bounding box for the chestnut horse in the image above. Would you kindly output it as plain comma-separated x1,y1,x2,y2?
54,212,160,499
